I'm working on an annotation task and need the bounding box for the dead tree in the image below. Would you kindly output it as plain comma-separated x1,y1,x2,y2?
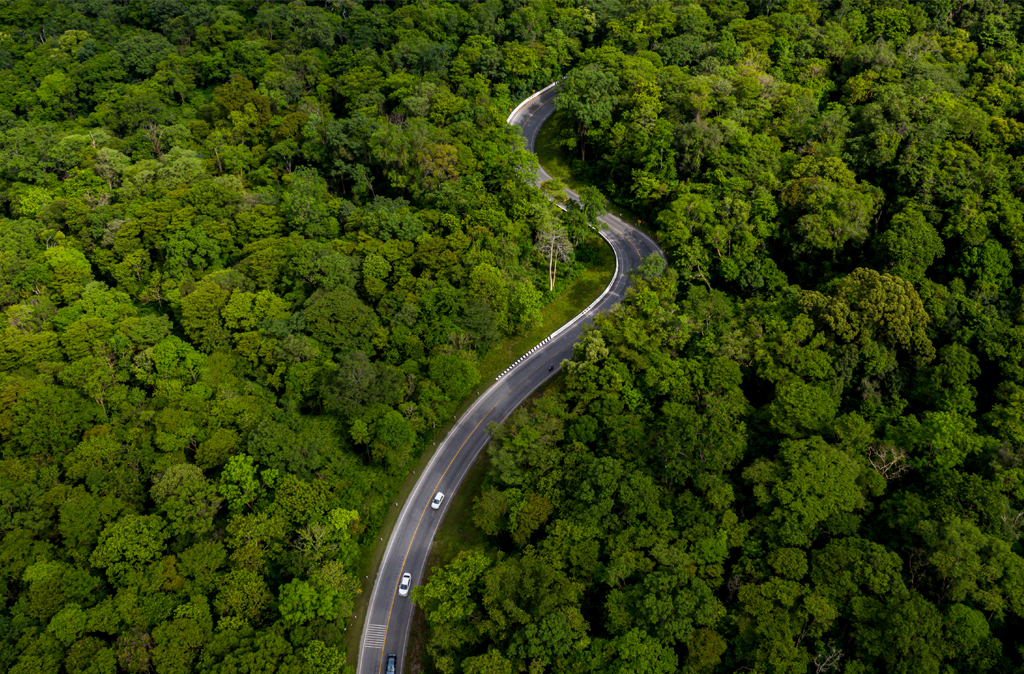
867,444,909,480
536,223,573,291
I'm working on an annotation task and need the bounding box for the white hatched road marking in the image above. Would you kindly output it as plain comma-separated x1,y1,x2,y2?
363,624,388,650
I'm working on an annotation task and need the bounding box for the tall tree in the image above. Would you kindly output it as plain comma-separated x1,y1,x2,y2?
536,223,573,291
557,64,619,161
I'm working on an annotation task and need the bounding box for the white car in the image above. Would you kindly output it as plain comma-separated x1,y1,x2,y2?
398,572,412,597
431,492,445,510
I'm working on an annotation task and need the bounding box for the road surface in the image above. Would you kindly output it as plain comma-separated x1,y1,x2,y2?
356,83,663,674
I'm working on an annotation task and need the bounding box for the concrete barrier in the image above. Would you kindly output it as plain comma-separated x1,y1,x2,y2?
506,80,560,125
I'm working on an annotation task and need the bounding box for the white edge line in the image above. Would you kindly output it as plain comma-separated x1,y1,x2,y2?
363,84,573,662
494,227,621,381
359,79,645,674
358,352,512,659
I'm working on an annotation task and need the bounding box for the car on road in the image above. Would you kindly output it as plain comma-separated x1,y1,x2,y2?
398,573,412,597
431,492,445,510
386,653,396,673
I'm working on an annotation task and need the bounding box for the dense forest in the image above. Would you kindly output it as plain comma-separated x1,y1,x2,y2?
414,1,1024,674
2,0,1024,673
0,0,609,672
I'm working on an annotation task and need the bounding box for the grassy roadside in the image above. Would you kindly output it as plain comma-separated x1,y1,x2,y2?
535,109,659,240
396,106,658,674
533,109,585,193
476,235,614,381
343,233,615,670
408,374,566,674
403,452,490,674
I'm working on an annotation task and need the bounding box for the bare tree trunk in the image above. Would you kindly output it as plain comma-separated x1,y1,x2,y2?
144,122,163,160
537,224,573,292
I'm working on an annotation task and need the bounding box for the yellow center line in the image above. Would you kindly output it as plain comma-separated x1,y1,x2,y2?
521,87,557,128
376,350,565,673
374,84,651,673
604,220,641,259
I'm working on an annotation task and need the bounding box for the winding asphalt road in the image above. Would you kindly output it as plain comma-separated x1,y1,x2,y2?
356,84,663,674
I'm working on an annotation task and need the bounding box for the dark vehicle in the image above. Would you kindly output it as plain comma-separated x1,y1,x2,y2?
386,653,396,673
548,365,554,372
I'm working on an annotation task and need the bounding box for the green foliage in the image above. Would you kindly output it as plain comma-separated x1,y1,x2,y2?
303,289,380,356
557,64,619,161
3,1,1024,672
218,454,260,513
151,463,222,537
277,579,350,625
281,167,339,241
780,155,883,253
303,640,349,674
745,437,866,547
89,515,168,582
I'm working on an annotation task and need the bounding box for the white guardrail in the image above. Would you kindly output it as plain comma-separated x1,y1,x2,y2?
495,83,620,381
506,80,561,124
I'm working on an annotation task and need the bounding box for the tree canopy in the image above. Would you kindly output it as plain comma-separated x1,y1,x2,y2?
3,0,1024,673
415,1,1024,673
0,1,609,671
